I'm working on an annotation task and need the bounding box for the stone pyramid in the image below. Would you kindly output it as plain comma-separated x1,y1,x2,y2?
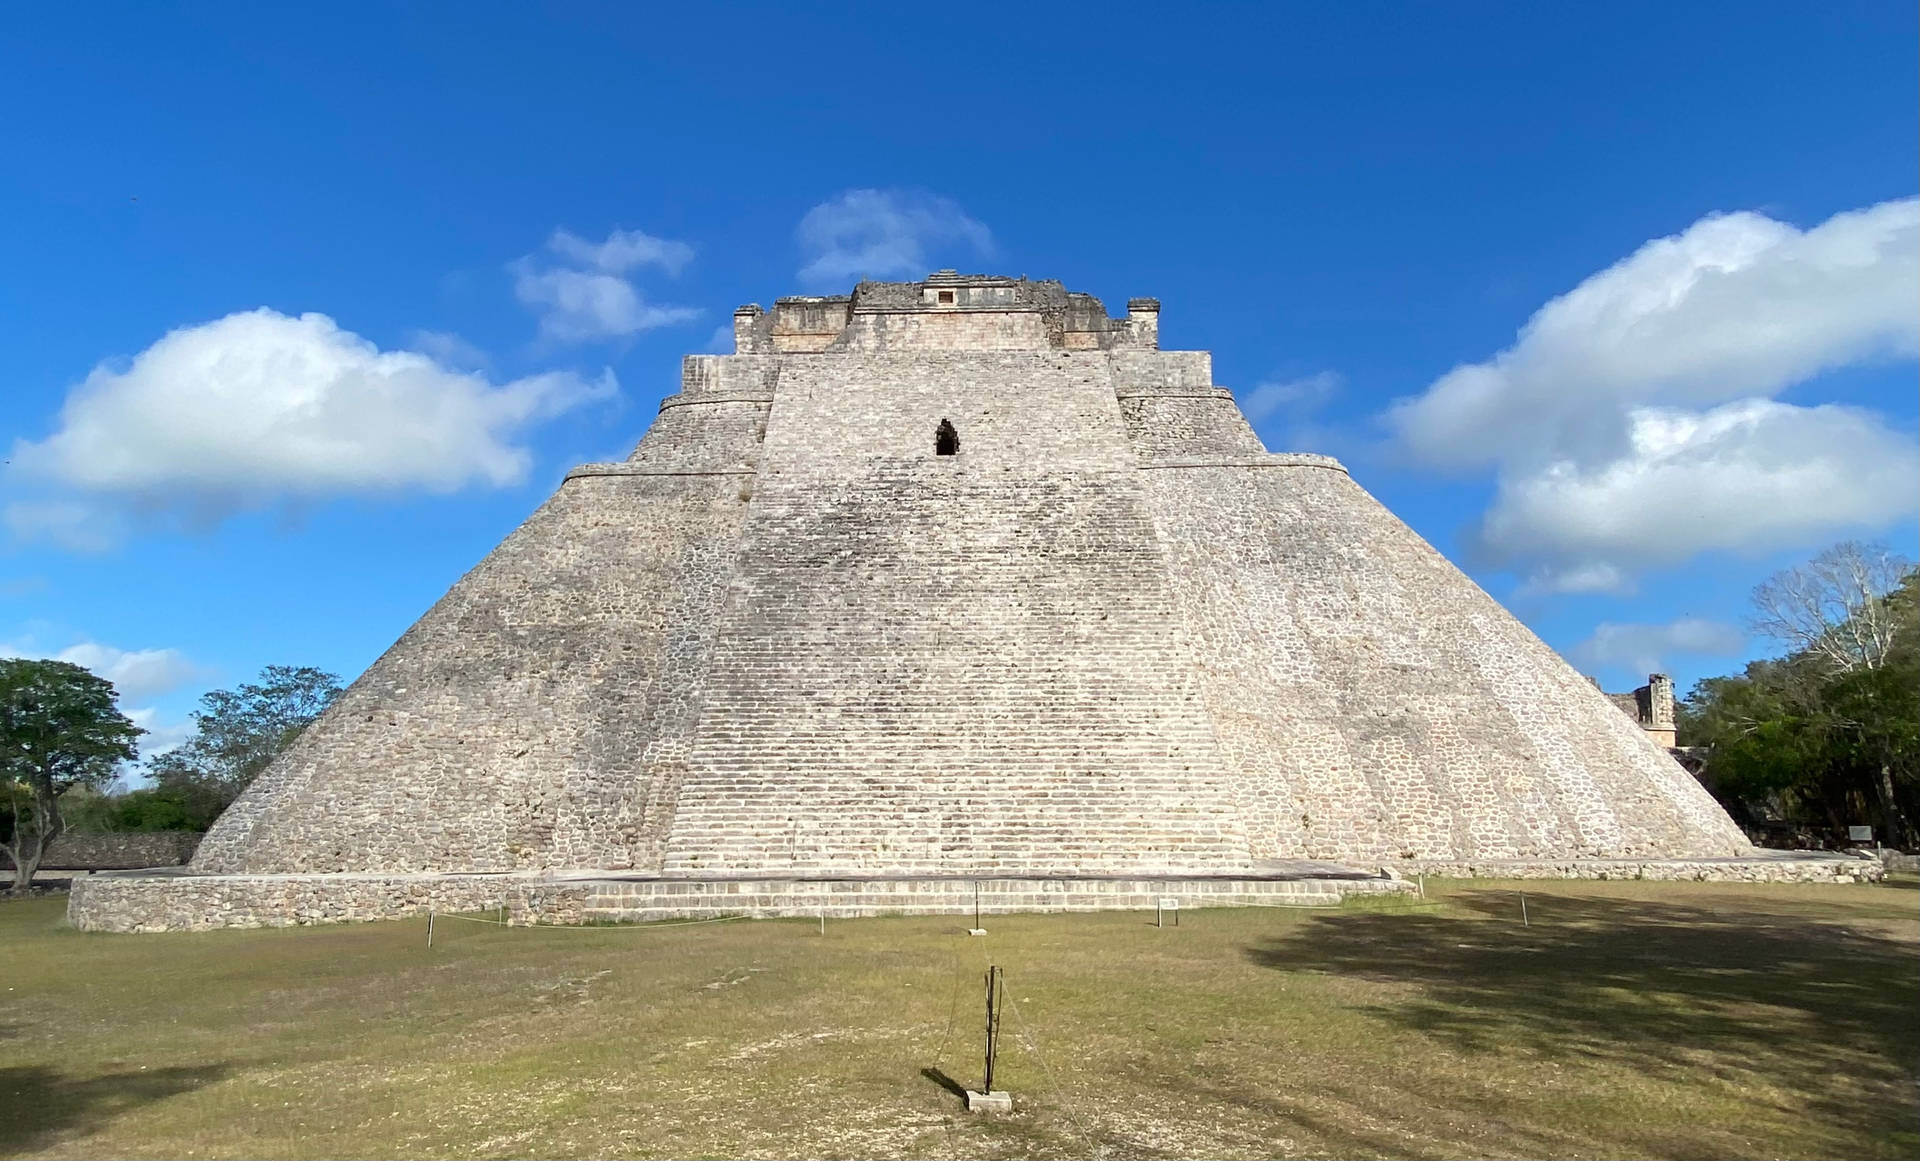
191,273,1751,880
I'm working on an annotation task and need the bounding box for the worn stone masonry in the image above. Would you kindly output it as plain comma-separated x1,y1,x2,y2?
75,272,1790,931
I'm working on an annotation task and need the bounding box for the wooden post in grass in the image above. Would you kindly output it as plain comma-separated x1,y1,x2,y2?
427,910,435,949
1519,892,1529,927
964,965,1012,1111
983,965,1003,1093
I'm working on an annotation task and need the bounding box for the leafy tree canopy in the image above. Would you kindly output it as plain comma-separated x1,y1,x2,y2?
146,665,343,828
1,658,142,887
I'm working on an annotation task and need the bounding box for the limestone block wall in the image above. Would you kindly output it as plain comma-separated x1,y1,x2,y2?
192,471,754,874
1107,349,1212,392
627,355,776,471
832,310,1056,352
1118,392,1266,459
628,398,769,471
756,351,1137,473
1135,460,1752,863
68,873,520,933
661,350,1250,876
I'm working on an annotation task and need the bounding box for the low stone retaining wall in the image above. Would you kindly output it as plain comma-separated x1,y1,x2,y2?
34,832,203,871
563,875,1411,924
74,855,1877,933
68,873,523,933
1392,853,1884,884
69,872,1412,932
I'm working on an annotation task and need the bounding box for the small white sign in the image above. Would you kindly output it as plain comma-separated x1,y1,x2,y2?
1158,896,1180,910
1848,825,1873,842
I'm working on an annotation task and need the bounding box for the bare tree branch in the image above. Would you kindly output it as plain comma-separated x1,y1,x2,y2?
1749,541,1914,673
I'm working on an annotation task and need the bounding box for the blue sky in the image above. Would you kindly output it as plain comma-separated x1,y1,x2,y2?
3,4,1916,759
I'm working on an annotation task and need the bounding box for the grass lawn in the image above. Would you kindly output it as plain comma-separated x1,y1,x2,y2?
2,878,1914,1160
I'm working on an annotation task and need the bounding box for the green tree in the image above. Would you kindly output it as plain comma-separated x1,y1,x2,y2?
1,659,143,890
147,665,343,826
60,784,206,833
1820,573,1920,845
1682,545,1918,848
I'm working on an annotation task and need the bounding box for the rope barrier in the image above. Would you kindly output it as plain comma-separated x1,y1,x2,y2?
1003,982,1100,1156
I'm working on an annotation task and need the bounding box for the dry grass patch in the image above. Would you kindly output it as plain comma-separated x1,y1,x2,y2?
1,878,1913,1159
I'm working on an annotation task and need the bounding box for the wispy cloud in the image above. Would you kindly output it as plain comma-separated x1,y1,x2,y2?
1242,371,1342,424
1568,618,1747,676
796,189,993,288
546,227,694,275
407,329,491,371
511,227,700,344
1,637,209,761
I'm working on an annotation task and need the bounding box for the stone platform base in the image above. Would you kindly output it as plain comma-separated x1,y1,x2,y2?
66,870,1411,933
1392,850,1884,884
66,852,1879,933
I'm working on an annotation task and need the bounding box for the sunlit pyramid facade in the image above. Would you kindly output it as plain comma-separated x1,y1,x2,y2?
181,271,1751,884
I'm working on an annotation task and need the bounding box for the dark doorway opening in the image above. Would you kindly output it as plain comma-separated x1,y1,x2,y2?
935,419,959,456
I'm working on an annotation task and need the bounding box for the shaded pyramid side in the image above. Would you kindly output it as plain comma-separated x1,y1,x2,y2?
1137,458,1752,863
192,471,752,874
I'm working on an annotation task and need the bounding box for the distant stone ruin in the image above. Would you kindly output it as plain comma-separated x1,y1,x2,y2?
1606,674,1678,749
75,274,1868,932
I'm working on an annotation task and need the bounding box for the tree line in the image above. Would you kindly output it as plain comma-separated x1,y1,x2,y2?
1,663,340,890
1679,541,1917,851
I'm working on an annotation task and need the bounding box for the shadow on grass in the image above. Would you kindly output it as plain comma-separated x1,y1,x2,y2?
921,1066,969,1100
1248,890,1917,1138
0,1063,228,1156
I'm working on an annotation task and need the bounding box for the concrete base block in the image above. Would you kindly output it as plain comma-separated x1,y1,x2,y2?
966,1090,1012,1113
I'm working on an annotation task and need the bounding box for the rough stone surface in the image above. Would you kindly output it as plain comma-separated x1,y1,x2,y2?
1395,853,1884,884
74,273,1766,932
67,871,1412,932
67,872,524,933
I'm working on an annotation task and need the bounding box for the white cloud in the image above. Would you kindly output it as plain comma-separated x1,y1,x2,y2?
796,189,993,287
512,266,700,343
1384,198,1920,591
1390,198,1919,470
45,642,208,702
546,227,693,275
7,309,617,544
1481,400,1920,593
0,640,205,757
1568,617,1747,676
511,227,700,343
